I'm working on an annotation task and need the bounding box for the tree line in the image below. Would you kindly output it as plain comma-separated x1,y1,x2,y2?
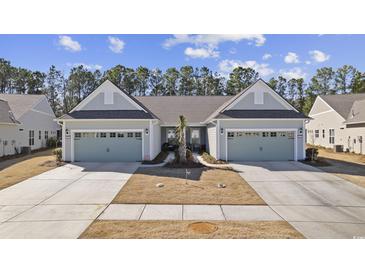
1,58,365,117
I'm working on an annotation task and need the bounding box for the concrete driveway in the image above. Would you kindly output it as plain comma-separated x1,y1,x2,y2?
230,161,365,239
0,162,139,238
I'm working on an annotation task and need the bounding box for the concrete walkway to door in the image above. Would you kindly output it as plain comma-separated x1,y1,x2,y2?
0,162,140,239
230,161,365,239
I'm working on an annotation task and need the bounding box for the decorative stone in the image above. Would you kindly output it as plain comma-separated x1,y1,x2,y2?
217,183,226,188
156,183,164,188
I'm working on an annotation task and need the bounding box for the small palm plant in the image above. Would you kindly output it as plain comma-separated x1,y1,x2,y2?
176,115,187,163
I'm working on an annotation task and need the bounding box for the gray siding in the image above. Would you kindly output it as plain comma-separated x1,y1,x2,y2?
82,93,139,111
207,123,217,158
231,92,285,110
151,122,161,159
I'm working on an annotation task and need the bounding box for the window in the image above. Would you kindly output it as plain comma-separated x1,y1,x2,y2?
329,129,335,144
270,132,277,137
29,130,34,146
118,133,124,138
135,132,142,138
167,129,176,143
315,130,319,138
322,129,325,139
75,133,81,138
110,132,116,138
262,132,269,137
228,132,234,138
100,132,107,138
127,132,133,138
45,131,48,140
39,130,41,140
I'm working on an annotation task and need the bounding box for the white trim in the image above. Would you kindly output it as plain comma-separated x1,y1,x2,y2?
213,118,306,121
225,79,296,112
302,119,305,160
29,108,56,118
70,129,144,162
160,123,204,127
149,120,153,160
0,122,20,126
345,121,365,125
216,119,220,159
309,109,335,117
62,121,66,161
224,128,298,161
56,118,157,122
70,80,147,113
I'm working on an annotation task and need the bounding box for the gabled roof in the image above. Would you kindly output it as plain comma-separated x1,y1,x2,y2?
345,99,365,124
136,96,233,124
203,79,302,122
0,94,45,120
320,93,365,120
0,99,20,124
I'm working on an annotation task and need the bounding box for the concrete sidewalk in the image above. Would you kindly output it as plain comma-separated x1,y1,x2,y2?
0,162,139,239
230,161,365,239
98,204,283,221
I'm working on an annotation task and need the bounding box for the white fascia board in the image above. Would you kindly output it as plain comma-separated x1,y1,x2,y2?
70,80,147,113
225,80,296,112
56,118,157,122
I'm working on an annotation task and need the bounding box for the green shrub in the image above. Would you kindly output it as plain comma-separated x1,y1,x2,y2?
46,137,57,148
161,142,169,152
53,148,62,162
306,147,318,161
186,148,192,161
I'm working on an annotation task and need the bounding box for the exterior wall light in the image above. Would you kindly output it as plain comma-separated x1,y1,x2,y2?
220,128,224,135
145,128,149,135
65,129,70,135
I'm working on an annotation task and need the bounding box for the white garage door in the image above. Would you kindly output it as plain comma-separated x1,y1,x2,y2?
227,131,295,161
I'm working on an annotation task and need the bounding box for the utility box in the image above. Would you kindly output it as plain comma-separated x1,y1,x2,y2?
334,145,343,152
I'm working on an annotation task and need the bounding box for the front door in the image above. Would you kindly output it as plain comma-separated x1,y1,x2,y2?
190,128,201,152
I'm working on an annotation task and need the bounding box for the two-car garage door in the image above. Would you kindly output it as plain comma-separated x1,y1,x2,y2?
227,131,295,161
74,131,142,162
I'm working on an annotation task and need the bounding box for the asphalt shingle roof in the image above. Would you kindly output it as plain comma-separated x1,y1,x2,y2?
0,99,20,124
136,96,233,124
320,94,365,120
216,110,308,119
345,99,365,124
60,110,155,120
0,94,44,120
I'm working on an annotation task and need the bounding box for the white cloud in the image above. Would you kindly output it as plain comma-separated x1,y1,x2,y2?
262,53,272,60
184,47,219,59
219,59,274,77
108,36,125,53
58,35,82,52
163,34,266,48
309,50,330,62
284,52,299,64
305,60,311,65
67,62,102,70
279,67,306,80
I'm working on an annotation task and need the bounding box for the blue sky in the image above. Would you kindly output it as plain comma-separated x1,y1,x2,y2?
0,34,364,80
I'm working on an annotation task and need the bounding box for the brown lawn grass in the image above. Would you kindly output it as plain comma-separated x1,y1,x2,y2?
306,146,365,188
0,149,62,190
112,167,265,205
80,220,304,239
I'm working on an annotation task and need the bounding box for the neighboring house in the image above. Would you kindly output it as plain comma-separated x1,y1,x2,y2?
306,94,365,154
57,79,308,162
0,94,60,157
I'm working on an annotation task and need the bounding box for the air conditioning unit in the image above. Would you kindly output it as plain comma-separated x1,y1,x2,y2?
333,145,343,152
